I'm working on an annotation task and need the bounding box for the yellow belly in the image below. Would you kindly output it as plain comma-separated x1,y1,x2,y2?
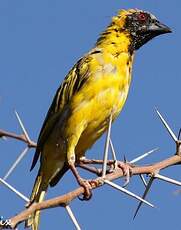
66,71,131,157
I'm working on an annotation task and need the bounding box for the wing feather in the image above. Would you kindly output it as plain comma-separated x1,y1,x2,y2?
30,55,92,170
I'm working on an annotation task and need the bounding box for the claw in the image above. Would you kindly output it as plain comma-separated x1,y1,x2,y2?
77,179,100,201
123,169,130,187
78,192,92,201
117,162,132,187
77,178,92,201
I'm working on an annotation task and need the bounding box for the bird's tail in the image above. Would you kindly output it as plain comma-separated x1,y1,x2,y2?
25,170,48,230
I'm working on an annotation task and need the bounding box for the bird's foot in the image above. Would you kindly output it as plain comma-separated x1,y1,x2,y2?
78,158,132,186
77,178,99,201
117,161,132,187
108,161,132,187
78,177,92,200
69,160,100,200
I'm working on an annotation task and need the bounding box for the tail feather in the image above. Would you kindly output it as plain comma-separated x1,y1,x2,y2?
25,172,48,230
49,164,68,187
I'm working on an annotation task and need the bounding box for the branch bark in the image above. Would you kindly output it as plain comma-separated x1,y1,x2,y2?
2,153,181,229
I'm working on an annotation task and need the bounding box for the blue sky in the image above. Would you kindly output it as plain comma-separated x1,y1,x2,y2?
0,1,181,229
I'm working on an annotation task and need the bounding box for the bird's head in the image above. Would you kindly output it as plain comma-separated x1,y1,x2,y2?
109,9,172,51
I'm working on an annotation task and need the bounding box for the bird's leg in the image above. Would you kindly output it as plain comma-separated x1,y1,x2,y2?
78,157,132,183
78,157,115,175
69,161,92,200
76,163,102,176
68,155,99,200
78,157,115,165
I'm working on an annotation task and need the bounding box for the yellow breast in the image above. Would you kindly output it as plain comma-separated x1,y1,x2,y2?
70,51,133,155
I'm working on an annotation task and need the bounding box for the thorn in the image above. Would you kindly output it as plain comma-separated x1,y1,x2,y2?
0,178,29,202
65,205,81,230
122,169,130,188
109,138,118,169
104,179,154,208
133,176,154,219
123,155,127,163
154,173,181,186
14,110,31,144
102,114,112,178
156,109,178,143
139,174,147,188
109,138,117,162
130,148,159,164
3,147,29,181
178,128,181,140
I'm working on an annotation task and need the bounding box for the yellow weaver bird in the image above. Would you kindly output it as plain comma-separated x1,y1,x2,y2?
26,9,171,230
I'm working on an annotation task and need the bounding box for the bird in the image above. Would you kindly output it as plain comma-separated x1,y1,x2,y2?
25,9,171,230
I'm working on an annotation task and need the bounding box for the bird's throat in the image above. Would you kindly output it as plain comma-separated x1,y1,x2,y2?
96,26,134,56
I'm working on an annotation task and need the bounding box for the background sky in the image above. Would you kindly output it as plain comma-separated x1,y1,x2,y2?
0,1,181,229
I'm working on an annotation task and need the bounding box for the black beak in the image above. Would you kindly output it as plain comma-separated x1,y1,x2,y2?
148,20,172,35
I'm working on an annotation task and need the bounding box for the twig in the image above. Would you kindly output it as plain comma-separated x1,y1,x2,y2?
0,129,36,148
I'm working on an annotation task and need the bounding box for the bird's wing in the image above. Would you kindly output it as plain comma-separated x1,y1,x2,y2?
30,52,96,171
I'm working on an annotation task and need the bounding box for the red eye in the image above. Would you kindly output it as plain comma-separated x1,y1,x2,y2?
137,13,147,22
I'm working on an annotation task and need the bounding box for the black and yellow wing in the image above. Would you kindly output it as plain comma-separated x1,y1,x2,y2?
30,54,93,171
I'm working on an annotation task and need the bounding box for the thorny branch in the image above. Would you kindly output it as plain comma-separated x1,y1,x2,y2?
1,154,181,229
0,129,36,148
0,109,181,229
